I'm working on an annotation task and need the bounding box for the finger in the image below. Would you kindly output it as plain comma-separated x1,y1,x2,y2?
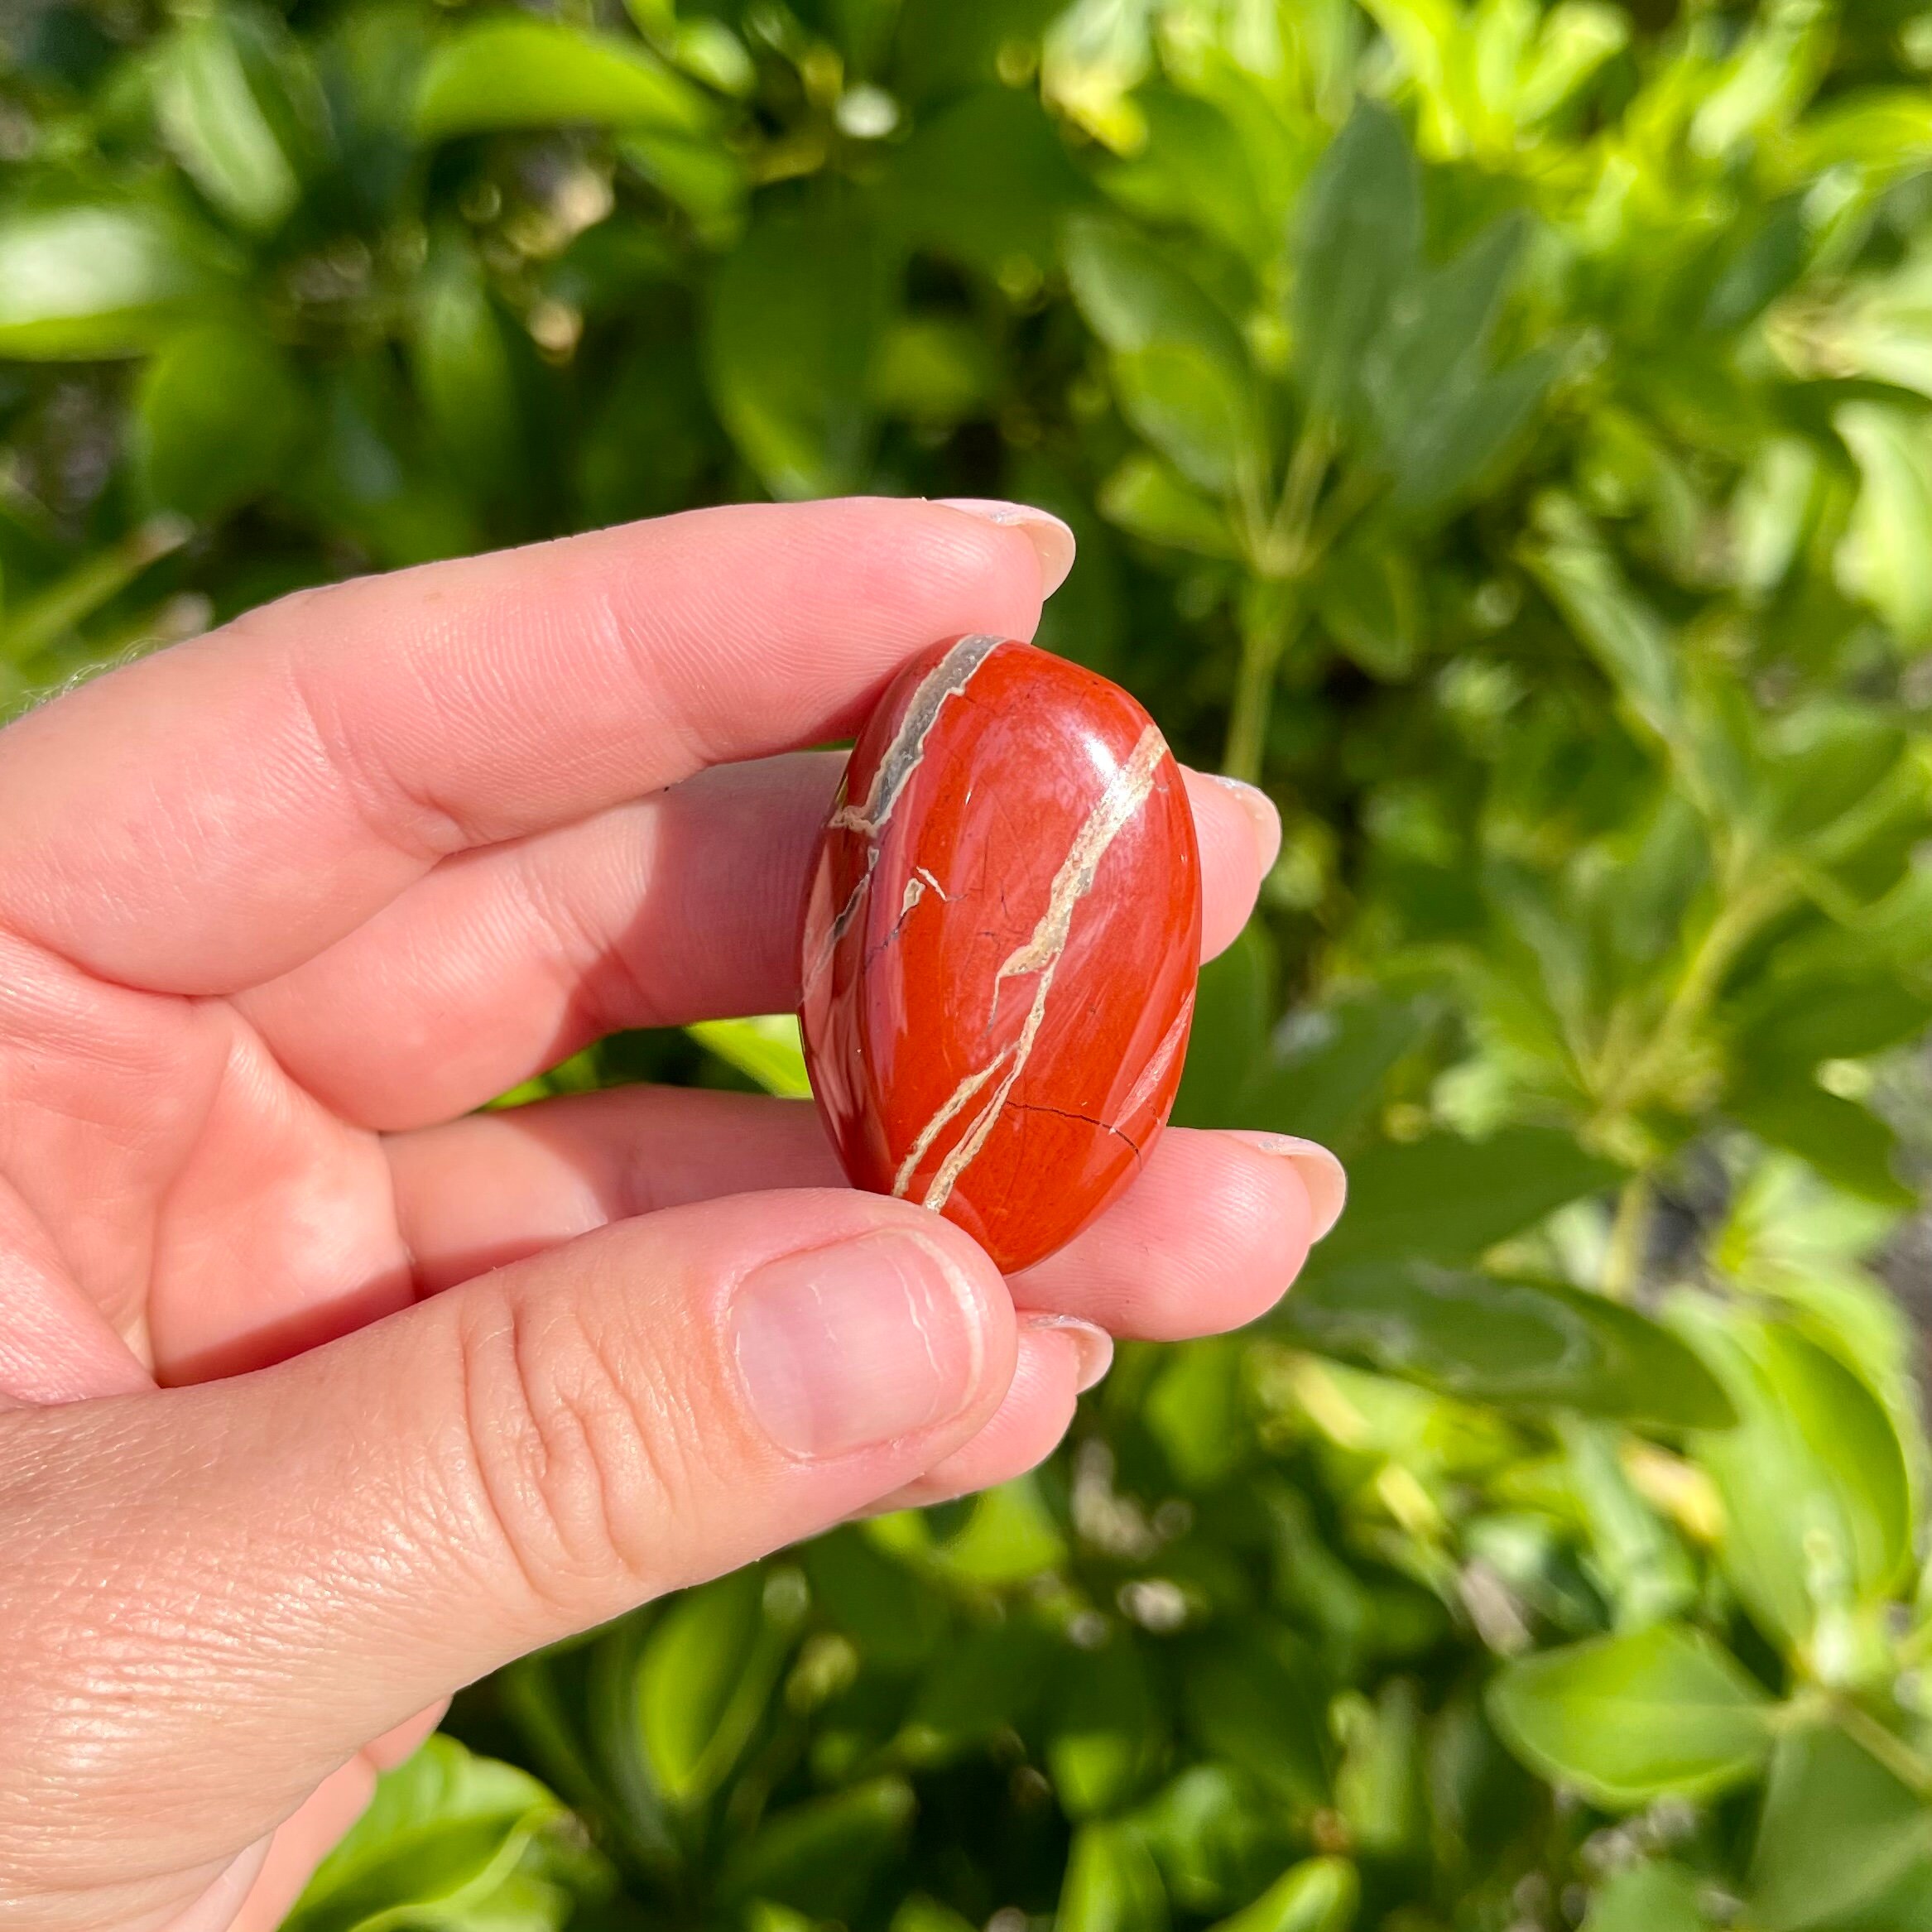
386,1089,1337,1338
2,1189,1014,1925
228,1771,374,1932
222,1710,449,1932
862,1316,1110,1515
0,500,1055,995
244,757,1273,1130
363,1703,451,1772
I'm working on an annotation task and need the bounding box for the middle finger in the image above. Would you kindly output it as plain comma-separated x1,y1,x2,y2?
238,751,1276,1132
385,1085,1334,1339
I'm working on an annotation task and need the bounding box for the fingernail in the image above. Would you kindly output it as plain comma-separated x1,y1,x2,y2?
1024,1312,1114,1393
1227,1132,1348,1242
733,1231,988,1458
935,498,1078,596
1204,773,1283,876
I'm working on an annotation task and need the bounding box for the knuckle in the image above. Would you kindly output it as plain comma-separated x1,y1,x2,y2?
452,1283,697,1608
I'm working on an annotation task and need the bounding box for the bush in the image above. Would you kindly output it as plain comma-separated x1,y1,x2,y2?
6,0,1932,1925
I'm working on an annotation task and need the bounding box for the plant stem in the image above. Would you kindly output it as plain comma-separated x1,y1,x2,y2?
1223,583,1302,785
1833,1699,1932,1799
1601,1175,1651,1300
1593,867,1794,1123
1223,424,1334,784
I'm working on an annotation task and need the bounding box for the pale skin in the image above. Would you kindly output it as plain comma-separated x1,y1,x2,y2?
0,497,1345,1931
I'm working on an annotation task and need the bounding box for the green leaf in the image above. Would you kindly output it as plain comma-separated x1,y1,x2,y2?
890,87,1092,279
869,315,999,426
1387,347,1560,515
1245,995,1435,1151
718,1776,916,1917
1562,1418,1699,1630
1367,214,1526,440
413,17,711,141
1515,3,1629,122
1114,341,1261,495
688,1015,812,1098
1067,216,1263,492
0,206,214,360
1524,498,1681,747
1205,1858,1358,1932
1276,1262,1735,1427
1305,1126,1621,1276
1172,924,1272,1127
154,7,327,234
901,1617,1057,1760
1334,1677,1425,1855
1059,1823,1170,1932
1680,1309,1913,1660
1098,454,1242,558
1099,86,1279,268
704,194,891,498
1731,1082,1915,1208
927,1473,1068,1584
1486,1624,1775,1809
133,323,305,522
1134,1766,1297,1915
1584,1862,1709,1932
1181,1627,1331,1810
1835,402,1932,647
1146,1337,1249,1489
1315,540,1421,679
1750,1725,1932,1931
622,128,748,243
635,1568,788,1806
892,1896,982,1932
410,238,521,496
804,1525,947,1668
1050,1635,1165,1817
1291,102,1421,423
1064,219,1239,359
283,1736,562,1932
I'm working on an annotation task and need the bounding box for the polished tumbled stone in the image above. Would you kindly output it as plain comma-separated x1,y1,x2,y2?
800,635,1202,1274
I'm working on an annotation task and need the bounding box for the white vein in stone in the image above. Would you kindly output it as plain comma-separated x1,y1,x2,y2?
1116,989,1194,1136
828,634,1002,836
802,637,999,999
899,723,1170,1214
891,1046,1013,1199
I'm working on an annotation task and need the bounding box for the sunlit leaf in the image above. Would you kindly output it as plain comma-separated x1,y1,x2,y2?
1836,402,1932,647
1750,1725,1932,1930
1678,1307,1914,1660
0,206,216,359
154,7,327,233
1205,1857,1358,1932
283,1737,563,1932
413,17,710,140
1487,1624,1775,1808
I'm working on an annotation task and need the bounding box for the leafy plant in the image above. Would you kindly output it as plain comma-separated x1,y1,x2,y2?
6,0,1932,1926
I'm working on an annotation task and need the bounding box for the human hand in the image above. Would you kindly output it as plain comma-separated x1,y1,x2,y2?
0,499,1343,1930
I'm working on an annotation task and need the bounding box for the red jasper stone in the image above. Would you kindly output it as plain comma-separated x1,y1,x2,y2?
799,636,1202,1275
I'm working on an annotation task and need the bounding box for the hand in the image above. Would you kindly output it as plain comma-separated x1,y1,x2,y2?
0,498,1343,1930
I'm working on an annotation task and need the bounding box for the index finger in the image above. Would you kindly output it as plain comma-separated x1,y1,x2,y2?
0,499,1055,993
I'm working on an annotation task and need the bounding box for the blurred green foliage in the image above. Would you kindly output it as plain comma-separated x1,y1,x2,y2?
7,0,1932,1924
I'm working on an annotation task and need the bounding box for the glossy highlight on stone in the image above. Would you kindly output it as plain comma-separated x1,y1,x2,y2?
799,636,1203,1275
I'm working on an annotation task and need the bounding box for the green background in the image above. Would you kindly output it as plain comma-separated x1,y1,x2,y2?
6,0,1932,1924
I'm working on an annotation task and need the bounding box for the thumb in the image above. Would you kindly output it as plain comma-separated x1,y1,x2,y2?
1,1190,1014,1926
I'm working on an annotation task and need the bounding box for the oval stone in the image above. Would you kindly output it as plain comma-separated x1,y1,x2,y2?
799,635,1202,1275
